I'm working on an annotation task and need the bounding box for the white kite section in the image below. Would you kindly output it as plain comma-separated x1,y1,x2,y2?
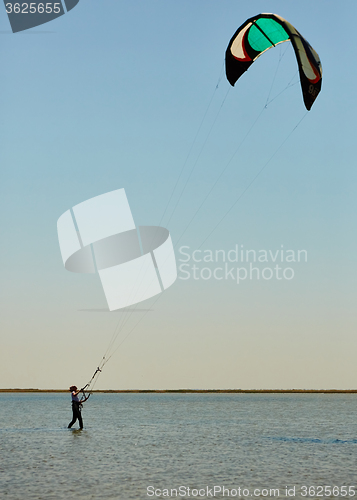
57,189,177,310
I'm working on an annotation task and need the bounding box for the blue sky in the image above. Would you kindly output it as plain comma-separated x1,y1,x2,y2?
1,1,356,389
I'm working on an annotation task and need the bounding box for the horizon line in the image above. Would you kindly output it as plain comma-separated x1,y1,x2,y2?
1,389,356,394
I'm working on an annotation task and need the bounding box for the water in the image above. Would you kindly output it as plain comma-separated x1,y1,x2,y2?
0,393,356,499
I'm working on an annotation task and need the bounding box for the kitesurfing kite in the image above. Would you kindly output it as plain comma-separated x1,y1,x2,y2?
225,13,322,110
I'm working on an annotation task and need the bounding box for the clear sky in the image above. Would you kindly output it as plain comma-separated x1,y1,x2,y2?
1,1,356,390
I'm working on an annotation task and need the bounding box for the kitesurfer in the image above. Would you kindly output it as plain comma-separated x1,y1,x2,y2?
68,385,89,430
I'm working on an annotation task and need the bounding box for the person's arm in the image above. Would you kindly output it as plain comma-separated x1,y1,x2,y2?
73,387,90,401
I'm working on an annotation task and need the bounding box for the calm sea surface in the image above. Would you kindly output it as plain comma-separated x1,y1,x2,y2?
0,393,356,499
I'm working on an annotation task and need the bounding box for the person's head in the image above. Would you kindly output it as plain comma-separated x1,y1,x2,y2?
69,385,77,392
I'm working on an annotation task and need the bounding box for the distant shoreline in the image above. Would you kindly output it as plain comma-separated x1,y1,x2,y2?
0,389,356,394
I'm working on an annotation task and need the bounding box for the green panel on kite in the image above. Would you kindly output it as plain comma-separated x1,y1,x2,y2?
247,25,272,52
248,19,289,53
256,18,289,43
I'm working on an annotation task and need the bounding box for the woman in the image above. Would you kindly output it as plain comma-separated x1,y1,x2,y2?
68,385,89,430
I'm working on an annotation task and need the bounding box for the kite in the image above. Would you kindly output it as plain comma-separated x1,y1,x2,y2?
225,13,322,110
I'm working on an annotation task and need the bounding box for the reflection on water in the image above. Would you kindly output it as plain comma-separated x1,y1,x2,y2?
0,393,356,499
266,436,357,444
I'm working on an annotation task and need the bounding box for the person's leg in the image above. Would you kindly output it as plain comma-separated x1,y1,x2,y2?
78,410,83,429
68,408,77,428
